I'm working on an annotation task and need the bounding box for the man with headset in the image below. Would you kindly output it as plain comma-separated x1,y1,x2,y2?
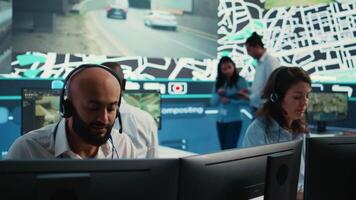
101,62,159,158
6,64,137,159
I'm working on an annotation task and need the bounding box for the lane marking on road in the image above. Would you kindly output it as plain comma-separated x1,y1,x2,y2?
87,11,134,56
87,10,215,58
178,25,218,42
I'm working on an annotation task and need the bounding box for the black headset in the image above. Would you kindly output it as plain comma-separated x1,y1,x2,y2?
269,67,286,103
59,64,123,133
267,67,290,143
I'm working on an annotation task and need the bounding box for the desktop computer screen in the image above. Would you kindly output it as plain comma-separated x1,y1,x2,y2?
179,140,302,200
21,88,161,134
123,90,161,129
0,159,179,200
304,136,356,200
307,92,348,132
22,88,61,134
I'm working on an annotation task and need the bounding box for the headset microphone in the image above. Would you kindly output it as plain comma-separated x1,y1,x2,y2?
117,111,123,133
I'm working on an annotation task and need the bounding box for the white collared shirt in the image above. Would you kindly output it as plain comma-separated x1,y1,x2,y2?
250,51,280,108
115,99,159,158
6,119,137,159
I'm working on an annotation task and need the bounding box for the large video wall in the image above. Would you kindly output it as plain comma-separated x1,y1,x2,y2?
0,0,355,156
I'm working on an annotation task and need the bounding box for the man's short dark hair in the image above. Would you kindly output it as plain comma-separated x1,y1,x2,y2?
245,32,264,48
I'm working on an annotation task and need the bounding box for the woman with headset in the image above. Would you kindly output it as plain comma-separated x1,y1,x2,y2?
242,66,311,198
242,66,311,147
211,56,249,150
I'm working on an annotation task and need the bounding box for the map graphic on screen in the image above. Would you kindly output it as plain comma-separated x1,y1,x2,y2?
218,0,355,82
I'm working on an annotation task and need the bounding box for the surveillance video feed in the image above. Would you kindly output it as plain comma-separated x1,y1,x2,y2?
22,89,61,134
12,0,218,59
0,0,12,73
123,90,160,127
307,92,348,121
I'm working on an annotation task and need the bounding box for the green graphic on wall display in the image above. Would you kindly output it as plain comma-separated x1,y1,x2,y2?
16,54,46,66
265,0,335,9
218,51,230,57
23,70,42,78
226,20,266,42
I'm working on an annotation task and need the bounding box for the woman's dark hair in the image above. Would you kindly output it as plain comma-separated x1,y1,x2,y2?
215,56,239,91
245,32,264,48
257,66,311,134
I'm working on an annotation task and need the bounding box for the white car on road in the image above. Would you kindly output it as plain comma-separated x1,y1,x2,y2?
144,10,177,31
106,0,129,19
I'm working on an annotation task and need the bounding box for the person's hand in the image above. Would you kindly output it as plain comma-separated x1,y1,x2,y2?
297,191,304,200
238,89,250,100
217,89,226,96
220,97,230,104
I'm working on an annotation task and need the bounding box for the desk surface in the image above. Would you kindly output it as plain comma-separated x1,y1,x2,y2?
310,131,356,138
309,125,356,135
158,146,197,158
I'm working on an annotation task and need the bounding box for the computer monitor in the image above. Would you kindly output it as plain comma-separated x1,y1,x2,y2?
123,90,161,129
0,159,179,200
21,88,161,134
179,140,302,200
304,136,356,200
307,92,348,132
22,88,61,134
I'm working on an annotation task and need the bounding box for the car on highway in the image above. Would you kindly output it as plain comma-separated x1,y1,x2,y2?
106,0,128,19
144,10,177,31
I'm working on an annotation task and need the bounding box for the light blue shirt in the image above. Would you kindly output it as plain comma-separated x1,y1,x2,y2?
211,77,249,123
242,117,306,191
250,51,280,108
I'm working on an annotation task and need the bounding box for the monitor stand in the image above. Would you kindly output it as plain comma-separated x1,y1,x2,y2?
264,151,299,200
316,121,327,133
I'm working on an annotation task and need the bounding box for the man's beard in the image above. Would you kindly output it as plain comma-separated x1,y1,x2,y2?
71,110,113,146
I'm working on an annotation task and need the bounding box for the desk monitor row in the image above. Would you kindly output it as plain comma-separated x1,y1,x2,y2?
0,140,302,200
2,136,356,200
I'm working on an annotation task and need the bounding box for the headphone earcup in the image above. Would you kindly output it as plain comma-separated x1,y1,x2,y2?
269,67,285,104
62,100,74,118
270,93,279,103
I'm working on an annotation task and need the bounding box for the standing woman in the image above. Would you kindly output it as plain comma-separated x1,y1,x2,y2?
242,66,311,194
211,56,249,150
